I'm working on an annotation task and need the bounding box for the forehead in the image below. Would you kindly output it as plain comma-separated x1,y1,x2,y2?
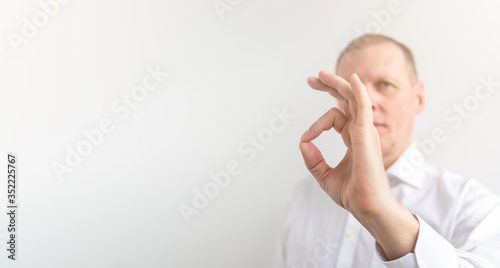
337,42,409,82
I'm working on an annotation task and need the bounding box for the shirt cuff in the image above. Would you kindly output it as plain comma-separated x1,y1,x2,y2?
375,214,458,267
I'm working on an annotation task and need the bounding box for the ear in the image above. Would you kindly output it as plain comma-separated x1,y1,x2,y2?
414,81,425,114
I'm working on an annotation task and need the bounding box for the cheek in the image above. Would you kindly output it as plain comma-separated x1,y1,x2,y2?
386,99,414,128
390,104,415,131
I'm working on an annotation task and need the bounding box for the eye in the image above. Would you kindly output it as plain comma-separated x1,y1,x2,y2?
381,81,392,87
376,81,397,96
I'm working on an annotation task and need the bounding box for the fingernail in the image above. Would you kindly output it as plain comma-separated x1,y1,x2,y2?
301,130,311,140
353,73,359,81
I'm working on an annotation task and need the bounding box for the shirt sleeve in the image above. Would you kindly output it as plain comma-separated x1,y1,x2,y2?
375,209,500,268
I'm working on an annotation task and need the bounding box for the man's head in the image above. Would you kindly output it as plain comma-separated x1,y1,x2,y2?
336,34,425,168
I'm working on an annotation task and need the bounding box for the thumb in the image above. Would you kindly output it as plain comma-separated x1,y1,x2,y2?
299,141,331,183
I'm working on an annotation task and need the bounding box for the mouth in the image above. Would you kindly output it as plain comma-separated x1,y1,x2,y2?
373,123,386,129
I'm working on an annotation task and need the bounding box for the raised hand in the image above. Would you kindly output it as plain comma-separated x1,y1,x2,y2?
299,70,390,218
299,70,419,260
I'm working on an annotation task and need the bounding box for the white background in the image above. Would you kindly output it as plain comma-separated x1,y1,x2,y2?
1,0,500,267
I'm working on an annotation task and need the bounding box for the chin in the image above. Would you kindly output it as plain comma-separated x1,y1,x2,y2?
379,138,393,156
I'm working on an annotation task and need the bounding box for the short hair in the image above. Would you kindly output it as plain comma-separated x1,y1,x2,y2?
336,34,418,82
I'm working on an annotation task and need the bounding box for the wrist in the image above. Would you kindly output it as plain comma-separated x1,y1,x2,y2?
355,197,419,260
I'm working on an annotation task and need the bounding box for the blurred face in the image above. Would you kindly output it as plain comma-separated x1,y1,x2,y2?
336,42,425,167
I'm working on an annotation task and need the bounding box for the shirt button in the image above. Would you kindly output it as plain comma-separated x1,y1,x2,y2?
346,231,355,238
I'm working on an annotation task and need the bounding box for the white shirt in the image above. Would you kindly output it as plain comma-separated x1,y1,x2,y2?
274,143,500,267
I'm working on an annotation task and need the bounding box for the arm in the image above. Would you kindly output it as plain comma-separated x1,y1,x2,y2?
377,208,500,267
300,70,500,267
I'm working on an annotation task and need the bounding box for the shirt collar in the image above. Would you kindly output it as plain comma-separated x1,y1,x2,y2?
385,142,426,189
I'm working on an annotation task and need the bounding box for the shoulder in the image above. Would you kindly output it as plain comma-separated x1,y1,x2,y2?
290,175,320,197
287,175,326,206
284,175,340,218
422,161,499,207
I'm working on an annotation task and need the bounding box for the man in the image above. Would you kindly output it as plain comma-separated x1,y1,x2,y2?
274,34,500,267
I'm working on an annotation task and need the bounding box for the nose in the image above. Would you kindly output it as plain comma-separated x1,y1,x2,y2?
365,84,379,111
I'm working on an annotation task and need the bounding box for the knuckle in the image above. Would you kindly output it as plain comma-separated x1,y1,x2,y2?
329,107,339,114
